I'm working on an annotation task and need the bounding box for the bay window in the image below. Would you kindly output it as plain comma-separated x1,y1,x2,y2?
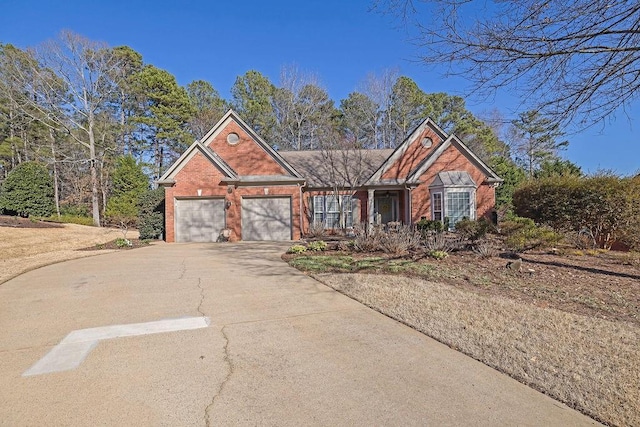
429,171,476,229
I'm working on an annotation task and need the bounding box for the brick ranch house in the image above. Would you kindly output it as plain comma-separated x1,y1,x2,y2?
157,110,502,242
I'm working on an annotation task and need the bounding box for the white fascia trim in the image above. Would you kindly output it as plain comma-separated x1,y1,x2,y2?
158,141,237,182
199,109,236,144
407,134,503,184
158,139,200,182
449,134,503,182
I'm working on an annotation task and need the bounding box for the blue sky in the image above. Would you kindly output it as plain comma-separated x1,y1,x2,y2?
1,0,637,175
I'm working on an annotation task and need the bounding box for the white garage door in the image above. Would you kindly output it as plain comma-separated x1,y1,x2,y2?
242,197,292,241
175,198,225,243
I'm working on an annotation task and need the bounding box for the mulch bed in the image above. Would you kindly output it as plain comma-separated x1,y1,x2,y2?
79,239,151,251
0,215,63,229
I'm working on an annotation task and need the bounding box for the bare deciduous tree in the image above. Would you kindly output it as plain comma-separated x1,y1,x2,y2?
3,31,123,225
375,0,640,129
273,64,336,150
360,68,398,148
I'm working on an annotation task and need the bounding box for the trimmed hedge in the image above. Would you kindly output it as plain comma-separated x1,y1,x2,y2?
513,174,640,249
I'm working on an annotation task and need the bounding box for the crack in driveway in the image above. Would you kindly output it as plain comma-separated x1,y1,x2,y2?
178,258,186,279
196,278,206,317
204,325,234,427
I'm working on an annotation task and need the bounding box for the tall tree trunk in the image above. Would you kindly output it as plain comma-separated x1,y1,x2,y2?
49,129,61,217
88,118,101,226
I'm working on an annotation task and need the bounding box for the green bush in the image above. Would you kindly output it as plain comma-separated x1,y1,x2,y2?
513,173,640,249
0,161,54,217
105,156,149,227
45,214,95,226
115,237,132,248
60,203,90,217
138,188,165,240
416,218,444,233
501,216,561,252
454,217,494,242
287,244,307,254
428,250,448,260
307,240,328,251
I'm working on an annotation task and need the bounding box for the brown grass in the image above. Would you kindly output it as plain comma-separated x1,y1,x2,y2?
0,223,140,284
316,272,640,427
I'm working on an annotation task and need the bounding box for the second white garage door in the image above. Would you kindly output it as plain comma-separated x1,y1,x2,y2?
241,197,292,241
175,198,225,243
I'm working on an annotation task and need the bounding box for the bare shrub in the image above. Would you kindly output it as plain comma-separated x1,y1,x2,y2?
473,239,498,258
306,221,326,238
336,240,352,252
378,225,422,255
567,228,597,250
423,231,463,253
352,224,384,252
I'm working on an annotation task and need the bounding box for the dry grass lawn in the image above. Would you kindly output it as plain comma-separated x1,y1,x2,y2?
316,272,639,427
0,222,139,284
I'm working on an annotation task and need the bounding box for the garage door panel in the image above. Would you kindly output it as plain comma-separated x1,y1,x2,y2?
175,199,225,243
242,197,291,241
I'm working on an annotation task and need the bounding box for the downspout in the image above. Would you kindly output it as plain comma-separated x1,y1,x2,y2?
404,183,413,225
299,180,307,240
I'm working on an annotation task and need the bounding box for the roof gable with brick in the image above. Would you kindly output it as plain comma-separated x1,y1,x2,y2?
200,110,300,178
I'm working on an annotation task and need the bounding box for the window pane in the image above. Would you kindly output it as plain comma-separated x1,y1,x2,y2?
313,196,324,213
326,212,340,228
447,192,471,227
433,193,442,210
432,192,443,221
313,195,356,229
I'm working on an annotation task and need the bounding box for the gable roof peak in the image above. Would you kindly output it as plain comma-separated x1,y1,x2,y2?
198,109,302,179
365,116,449,185
156,140,238,185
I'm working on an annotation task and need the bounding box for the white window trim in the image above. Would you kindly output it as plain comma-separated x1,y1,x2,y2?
431,192,443,222
430,187,476,229
445,187,476,220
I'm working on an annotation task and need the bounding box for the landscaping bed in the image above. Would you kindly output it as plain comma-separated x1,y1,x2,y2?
0,214,63,228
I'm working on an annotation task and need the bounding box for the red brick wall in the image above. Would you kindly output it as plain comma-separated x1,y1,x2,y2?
227,186,301,241
165,152,228,242
164,151,302,242
204,121,288,176
382,128,442,180
409,144,496,222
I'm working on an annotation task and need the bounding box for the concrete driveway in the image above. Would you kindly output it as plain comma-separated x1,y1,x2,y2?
0,242,598,426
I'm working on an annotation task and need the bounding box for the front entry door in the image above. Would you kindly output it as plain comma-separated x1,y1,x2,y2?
374,193,398,224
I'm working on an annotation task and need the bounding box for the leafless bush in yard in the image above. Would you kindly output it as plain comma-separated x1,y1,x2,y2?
473,239,498,258
567,228,597,250
352,223,384,252
306,221,326,238
378,225,422,255
423,231,463,253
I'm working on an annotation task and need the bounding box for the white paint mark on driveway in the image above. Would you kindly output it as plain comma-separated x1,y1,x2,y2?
23,316,210,377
